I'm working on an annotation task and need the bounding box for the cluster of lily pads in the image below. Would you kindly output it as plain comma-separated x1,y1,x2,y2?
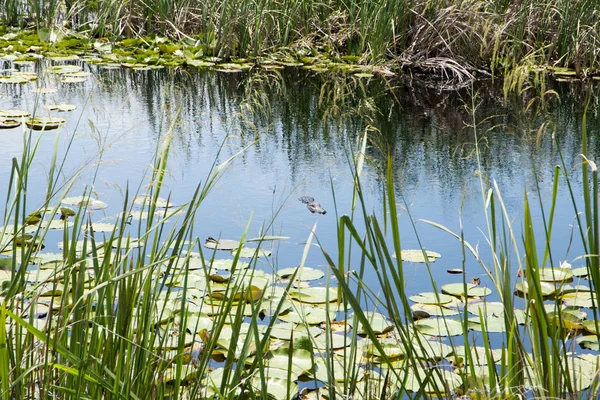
0,29,386,78
3,188,599,399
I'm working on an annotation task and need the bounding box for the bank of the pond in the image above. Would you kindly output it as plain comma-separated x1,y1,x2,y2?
2,0,600,92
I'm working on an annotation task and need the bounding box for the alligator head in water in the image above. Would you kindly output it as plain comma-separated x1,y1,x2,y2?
298,196,326,215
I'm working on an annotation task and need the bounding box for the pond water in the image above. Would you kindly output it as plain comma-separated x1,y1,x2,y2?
0,62,599,309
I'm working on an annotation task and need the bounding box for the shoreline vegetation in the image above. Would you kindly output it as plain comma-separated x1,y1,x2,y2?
0,0,599,90
1,1,600,399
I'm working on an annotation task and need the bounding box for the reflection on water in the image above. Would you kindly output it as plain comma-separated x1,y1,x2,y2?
0,62,599,296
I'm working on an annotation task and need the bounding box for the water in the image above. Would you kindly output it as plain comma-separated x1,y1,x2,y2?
1,62,599,303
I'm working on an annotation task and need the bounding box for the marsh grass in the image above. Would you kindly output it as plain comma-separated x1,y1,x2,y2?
2,0,600,84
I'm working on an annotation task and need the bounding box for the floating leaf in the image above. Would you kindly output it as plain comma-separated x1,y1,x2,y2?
538,268,573,282
277,266,324,281
414,318,464,337
210,259,249,270
0,119,20,129
62,196,108,210
268,322,321,340
348,312,394,335
441,283,492,298
561,291,596,308
48,65,82,74
133,195,173,208
85,222,116,233
45,103,76,112
409,292,455,305
25,117,65,131
204,237,240,250
514,280,557,297
234,247,272,258
411,303,459,317
577,335,599,350
0,109,30,118
289,287,338,304
393,249,441,263
572,266,589,278
278,306,336,325
468,316,506,333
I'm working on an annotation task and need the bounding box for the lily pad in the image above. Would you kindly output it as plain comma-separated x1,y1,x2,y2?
0,109,31,118
409,292,455,305
44,103,76,112
414,318,465,337
561,291,596,308
393,249,441,263
289,287,338,304
348,312,394,335
0,119,20,129
62,196,108,210
133,195,173,208
48,65,82,74
411,303,459,317
514,280,557,297
204,237,240,251
538,268,573,282
233,247,272,258
278,266,324,281
25,117,65,131
441,283,492,298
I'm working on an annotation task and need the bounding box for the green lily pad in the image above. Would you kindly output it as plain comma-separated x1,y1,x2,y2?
62,196,108,210
289,287,338,304
348,312,394,335
0,75,28,84
583,320,600,335
278,306,336,325
210,259,249,270
0,109,30,118
394,249,441,263
234,247,272,258
409,292,455,305
577,335,599,350
514,280,557,297
0,118,20,129
277,266,324,281
44,103,76,112
268,322,321,340
411,303,459,317
48,65,82,74
561,291,596,308
204,237,240,250
414,318,465,337
468,316,506,333
572,266,589,278
538,268,573,282
400,366,462,394
25,117,65,131
85,222,116,233
133,195,173,208
441,283,492,298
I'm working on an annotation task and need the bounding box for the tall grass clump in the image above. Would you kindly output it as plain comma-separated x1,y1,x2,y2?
311,91,600,399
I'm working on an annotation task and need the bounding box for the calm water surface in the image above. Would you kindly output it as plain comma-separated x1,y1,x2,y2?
1,63,599,305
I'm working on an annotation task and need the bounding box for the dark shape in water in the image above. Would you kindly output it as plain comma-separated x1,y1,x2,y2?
299,196,326,215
